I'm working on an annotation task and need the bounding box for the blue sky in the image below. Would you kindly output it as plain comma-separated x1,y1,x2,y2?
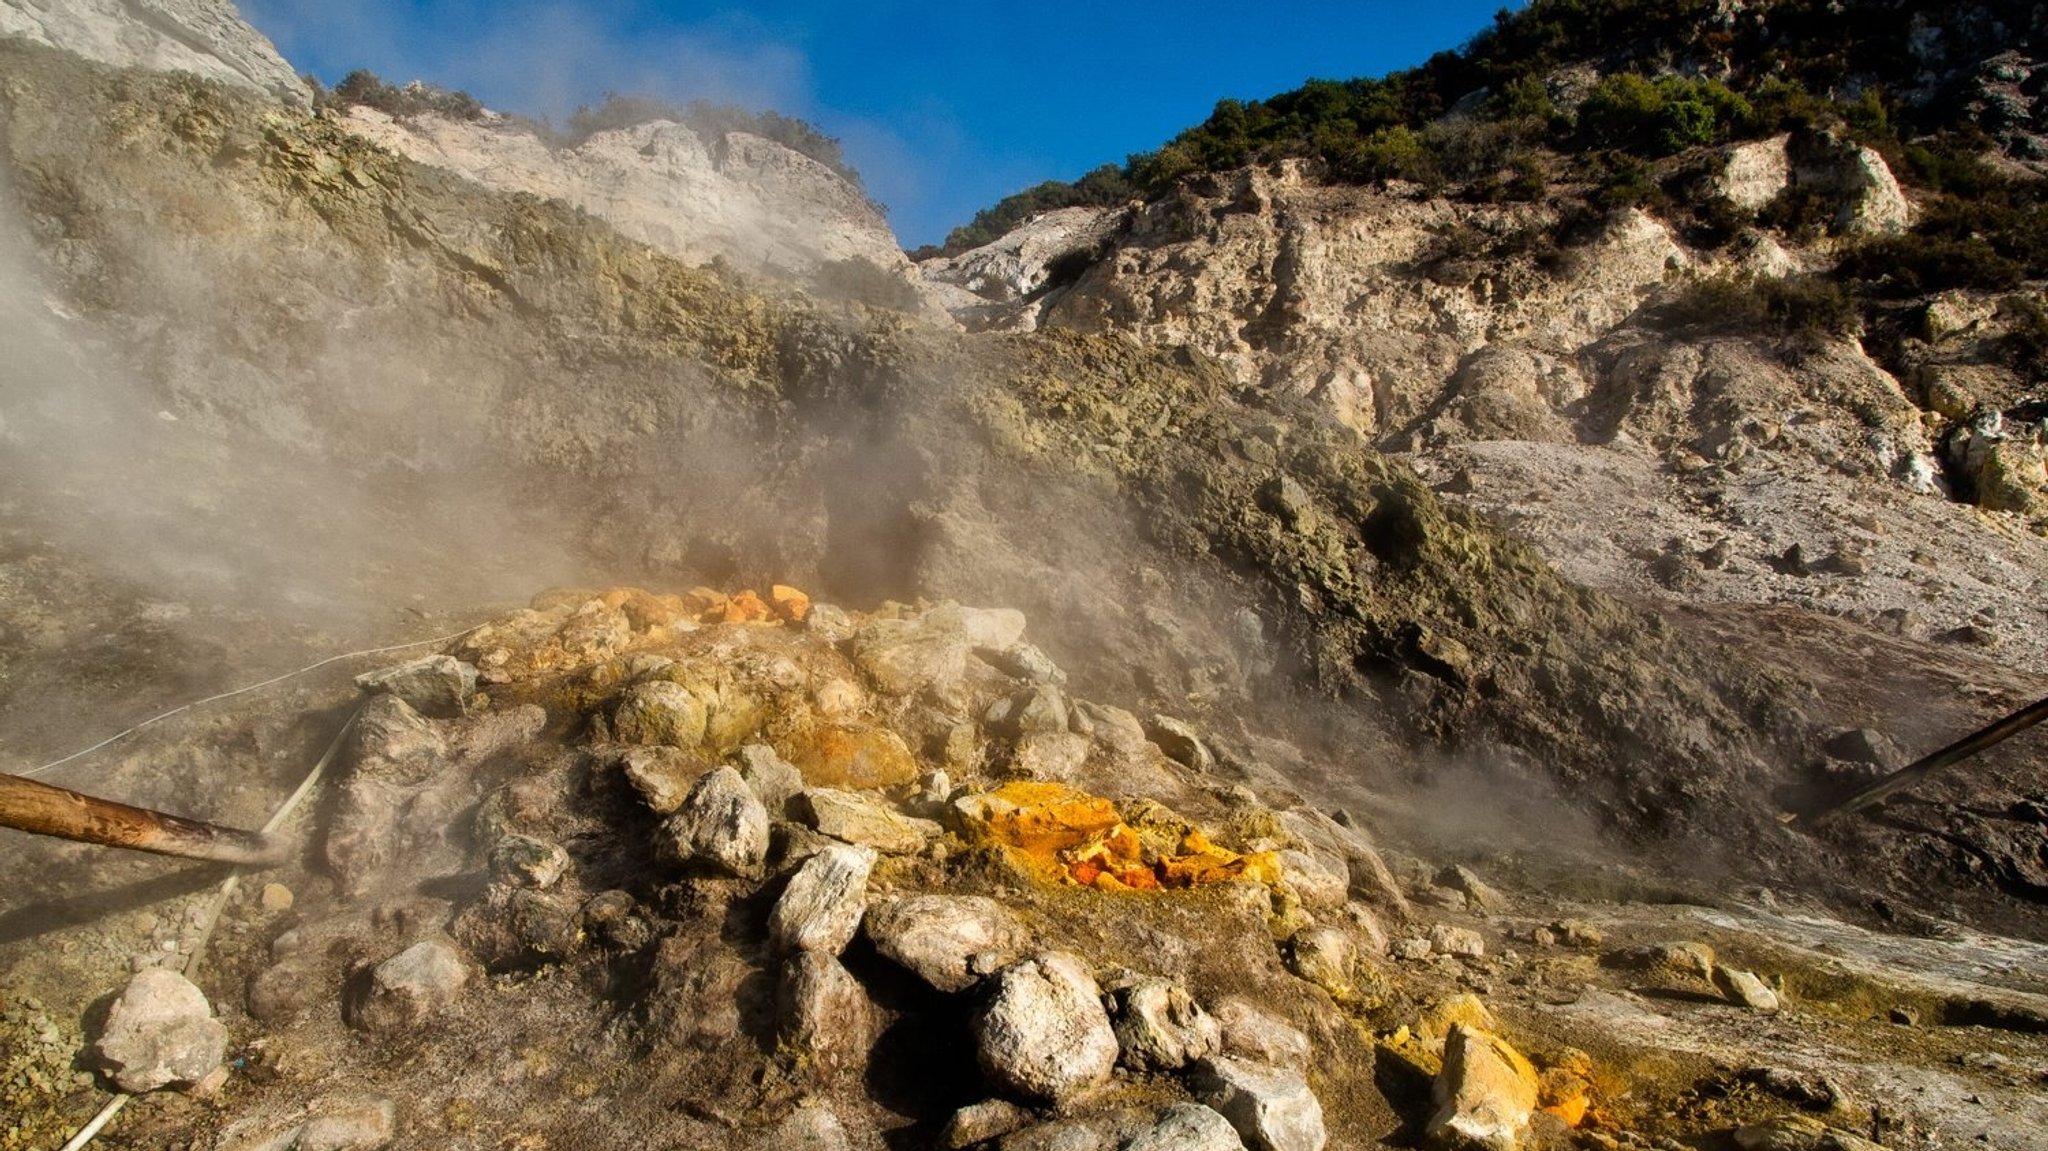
239,1,1524,248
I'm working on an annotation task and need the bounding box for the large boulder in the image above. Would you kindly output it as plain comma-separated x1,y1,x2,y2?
971,952,1119,1104
864,895,1027,993
768,843,878,955
663,766,769,879
1425,1024,1538,1151
1190,1057,1328,1151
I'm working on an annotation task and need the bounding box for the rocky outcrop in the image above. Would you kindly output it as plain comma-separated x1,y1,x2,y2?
0,0,303,104
340,108,943,315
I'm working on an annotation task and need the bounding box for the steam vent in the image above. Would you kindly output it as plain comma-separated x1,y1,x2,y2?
6,0,2048,1147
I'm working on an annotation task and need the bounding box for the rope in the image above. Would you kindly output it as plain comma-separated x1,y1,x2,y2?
23,627,477,780
51,704,365,1151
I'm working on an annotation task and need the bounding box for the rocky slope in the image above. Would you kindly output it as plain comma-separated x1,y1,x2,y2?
1,7,2047,1151
919,73,2048,675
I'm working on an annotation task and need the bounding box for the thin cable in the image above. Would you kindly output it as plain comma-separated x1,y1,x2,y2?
24,627,477,779
52,704,365,1151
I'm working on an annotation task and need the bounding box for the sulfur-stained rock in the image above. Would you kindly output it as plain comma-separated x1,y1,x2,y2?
664,766,769,879
777,951,874,1080
769,843,877,955
345,940,470,1036
1213,1000,1311,1070
1425,1024,1538,1151
849,614,971,697
1415,995,1497,1044
1616,941,1715,981
972,952,1119,1104
801,788,939,854
1107,974,1222,1070
92,968,229,1093
1714,966,1782,1013
354,654,476,718
864,894,1028,993
618,745,707,814
1190,1056,1327,1151
1124,1103,1249,1151
786,724,921,790
611,680,709,749
1285,927,1358,997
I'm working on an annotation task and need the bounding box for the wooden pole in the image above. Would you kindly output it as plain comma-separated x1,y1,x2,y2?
1795,693,2048,826
0,772,284,866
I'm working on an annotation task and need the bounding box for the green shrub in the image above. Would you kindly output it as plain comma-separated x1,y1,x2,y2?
1836,234,2025,296
1576,73,1753,157
322,69,485,121
1661,271,1857,338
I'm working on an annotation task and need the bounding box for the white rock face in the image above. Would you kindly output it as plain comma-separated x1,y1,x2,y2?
341,108,941,316
1719,135,1792,211
918,205,1129,328
0,0,304,105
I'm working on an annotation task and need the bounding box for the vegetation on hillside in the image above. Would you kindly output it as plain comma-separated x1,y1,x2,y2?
929,0,2044,274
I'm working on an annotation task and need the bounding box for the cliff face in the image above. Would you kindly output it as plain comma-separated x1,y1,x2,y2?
342,107,943,315
0,0,303,104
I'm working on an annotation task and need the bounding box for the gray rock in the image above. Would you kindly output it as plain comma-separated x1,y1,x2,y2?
346,940,470,1034
1278,850,1348,911
488,834,570,889
738,742,804,815
1435,865,1506,912
987,685,1070,736
801,787,939,854
92,968,228,1092
1076,701,1151,760
973,952,1119,1104
1343,903,1390,955
1012,731,1092,780
865,894,1027,993
618,746,703,814
1189,1057,1327,1151
1714,966,1782,1013
769,843,878,955
611,679,710,748
849,611,972,697
1123,1103,1248,1151
325,694,450,894
1108,975,1221,1070
1428,924,1485,959
980,641,1067,686
354,654,476,717
1391,937,1434,961
750,1102,853,1151
1212,1000,1310,1070
778,952,874,1081
664,766,769,879
1821,728,1901,769
944,1099,1035,1149
1145,714,1215,772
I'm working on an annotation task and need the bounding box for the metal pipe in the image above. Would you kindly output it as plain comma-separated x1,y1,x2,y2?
0,772,284,866
1797,693,2048,826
